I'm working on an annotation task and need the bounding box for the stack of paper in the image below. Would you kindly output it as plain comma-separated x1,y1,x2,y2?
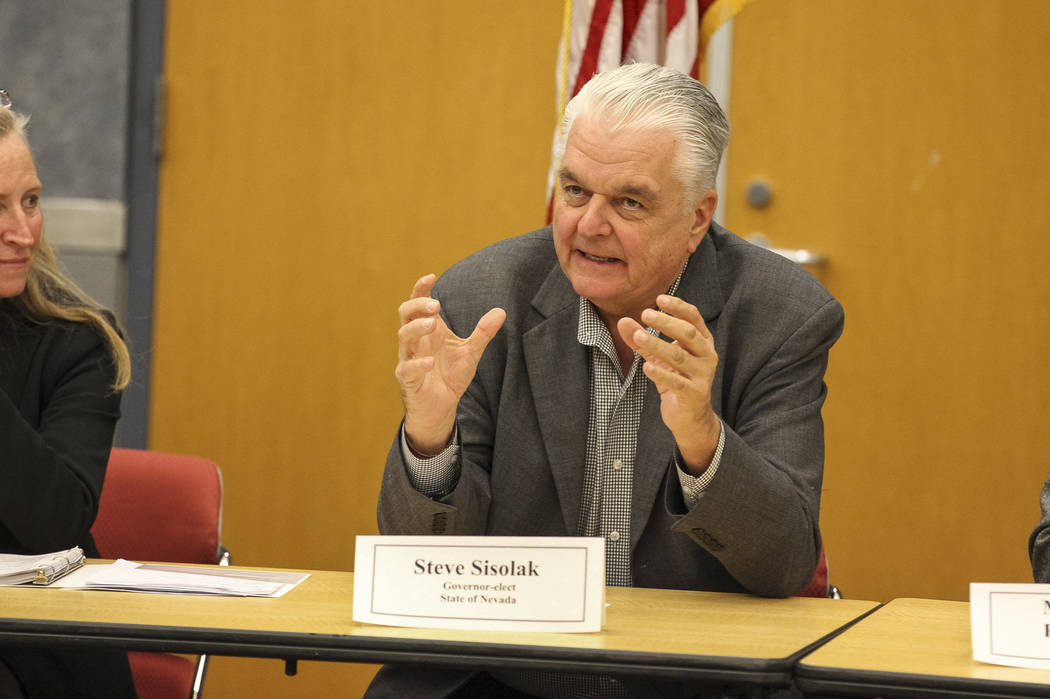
58,559,309,598
0,547,84,585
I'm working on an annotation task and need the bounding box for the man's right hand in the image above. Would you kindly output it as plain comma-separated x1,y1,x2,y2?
395,274,506,455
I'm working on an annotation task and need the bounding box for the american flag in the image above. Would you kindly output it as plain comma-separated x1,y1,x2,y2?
545,0,751,220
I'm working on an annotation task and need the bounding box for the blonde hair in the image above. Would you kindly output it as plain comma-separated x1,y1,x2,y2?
1,107,130,391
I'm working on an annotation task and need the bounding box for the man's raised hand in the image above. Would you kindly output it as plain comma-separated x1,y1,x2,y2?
395,274,506,455
617,294,721,474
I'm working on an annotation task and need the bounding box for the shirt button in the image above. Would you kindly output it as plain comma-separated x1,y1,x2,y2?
609,531,621,542
612,459,624,471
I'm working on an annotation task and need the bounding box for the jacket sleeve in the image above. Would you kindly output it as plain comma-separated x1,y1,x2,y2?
0,324,121,553
670,296,844,597
377,372,496,536
378,274,510,538
1029,473,1050,582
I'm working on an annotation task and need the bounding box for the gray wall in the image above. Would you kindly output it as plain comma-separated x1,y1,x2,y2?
0,0,131,318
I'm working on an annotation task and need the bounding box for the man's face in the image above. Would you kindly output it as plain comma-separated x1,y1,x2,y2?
553,117,715,325
0,134,42,299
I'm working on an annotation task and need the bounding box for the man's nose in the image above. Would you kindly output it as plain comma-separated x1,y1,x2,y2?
577,197,613,237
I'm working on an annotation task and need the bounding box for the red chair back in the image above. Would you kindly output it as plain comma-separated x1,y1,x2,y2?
92,448,225,699
795,544,831,598
92,448,223,565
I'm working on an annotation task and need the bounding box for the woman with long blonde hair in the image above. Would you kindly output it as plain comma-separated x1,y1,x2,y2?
0,91,136,698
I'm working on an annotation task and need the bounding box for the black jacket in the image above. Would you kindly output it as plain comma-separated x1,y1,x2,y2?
0,301,136,698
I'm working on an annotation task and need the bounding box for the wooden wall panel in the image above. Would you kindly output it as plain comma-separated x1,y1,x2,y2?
153,2,562,695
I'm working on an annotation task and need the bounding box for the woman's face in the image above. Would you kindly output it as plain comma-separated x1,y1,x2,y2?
0,133,42,298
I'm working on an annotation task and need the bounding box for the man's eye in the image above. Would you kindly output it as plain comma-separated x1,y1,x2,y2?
622,198,642,210
24,194,39,209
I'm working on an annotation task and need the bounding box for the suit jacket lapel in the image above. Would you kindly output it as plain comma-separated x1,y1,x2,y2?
630,230,726,549
520,228,728,544
523,264,590,535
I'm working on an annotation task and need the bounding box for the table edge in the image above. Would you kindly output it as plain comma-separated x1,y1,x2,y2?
796,661,1050,698
0,616,795,685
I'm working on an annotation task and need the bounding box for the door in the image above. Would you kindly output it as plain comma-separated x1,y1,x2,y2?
726,0,1050,602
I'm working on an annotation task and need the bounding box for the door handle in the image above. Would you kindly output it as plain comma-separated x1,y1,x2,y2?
747,234,827,266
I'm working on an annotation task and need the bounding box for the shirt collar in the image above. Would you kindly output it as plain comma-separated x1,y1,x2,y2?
576,262,687,349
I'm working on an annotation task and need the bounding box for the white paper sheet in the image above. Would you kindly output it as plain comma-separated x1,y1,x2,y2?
52,559,309,598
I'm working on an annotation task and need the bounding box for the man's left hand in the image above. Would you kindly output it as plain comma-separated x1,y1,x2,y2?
617,294,721,475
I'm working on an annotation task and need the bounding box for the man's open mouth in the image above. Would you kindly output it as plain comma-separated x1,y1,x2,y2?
581,251,620,263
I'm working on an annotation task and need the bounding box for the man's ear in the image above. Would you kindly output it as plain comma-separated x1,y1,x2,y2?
687,189,718,252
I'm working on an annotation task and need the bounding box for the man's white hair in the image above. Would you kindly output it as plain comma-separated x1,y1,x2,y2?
555,63,730,202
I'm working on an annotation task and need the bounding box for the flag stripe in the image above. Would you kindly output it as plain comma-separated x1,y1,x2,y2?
623,0,658,64
667,0,686,33
621,0,650,57
665,0,699,75
573,0,617,95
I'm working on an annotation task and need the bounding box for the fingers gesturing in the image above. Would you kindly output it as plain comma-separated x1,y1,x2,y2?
395,274,506,454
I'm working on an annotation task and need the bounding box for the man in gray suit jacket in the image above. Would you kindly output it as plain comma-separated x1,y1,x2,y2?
371,63,844,698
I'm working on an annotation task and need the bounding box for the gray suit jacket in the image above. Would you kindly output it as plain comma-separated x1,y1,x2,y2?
1029,474,1050,582
370,224,843,697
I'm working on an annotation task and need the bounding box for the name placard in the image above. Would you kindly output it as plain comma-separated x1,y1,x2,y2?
971,582,1050,669
353,535,605,632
